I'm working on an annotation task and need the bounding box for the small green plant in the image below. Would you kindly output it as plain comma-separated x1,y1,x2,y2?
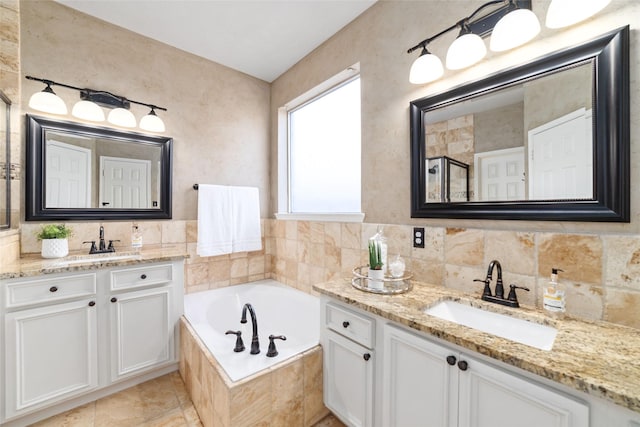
368,240,383,270
36,224,73,240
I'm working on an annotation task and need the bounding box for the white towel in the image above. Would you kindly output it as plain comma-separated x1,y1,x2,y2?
196,184,262,257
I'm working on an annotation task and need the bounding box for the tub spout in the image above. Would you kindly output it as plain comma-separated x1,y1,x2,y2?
241,303,260,354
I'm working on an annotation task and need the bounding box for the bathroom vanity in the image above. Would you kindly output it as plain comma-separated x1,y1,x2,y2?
315,280,640,427
0,246,186,426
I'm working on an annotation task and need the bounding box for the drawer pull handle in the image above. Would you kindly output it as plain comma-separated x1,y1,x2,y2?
342,321,350,328
49,286,58,292
458,360,469,371
110,297,118,303
446,355,457,366
140,274,147,279
88,301,96,307
363,353,371,361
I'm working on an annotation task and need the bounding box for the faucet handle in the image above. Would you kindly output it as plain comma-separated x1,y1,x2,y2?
474,278,492,297
107,240,120,252
507,284,530,305
266,335,287,358
83,241,97,254
225,330,245,352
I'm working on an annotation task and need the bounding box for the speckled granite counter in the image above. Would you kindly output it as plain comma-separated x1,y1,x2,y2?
0,244,189,280
313,279,640,414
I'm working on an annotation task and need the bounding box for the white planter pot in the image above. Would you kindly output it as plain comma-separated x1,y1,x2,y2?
368,269,385,290
41,239,69,258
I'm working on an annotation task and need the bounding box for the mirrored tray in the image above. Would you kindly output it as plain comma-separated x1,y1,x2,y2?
351,265,412,295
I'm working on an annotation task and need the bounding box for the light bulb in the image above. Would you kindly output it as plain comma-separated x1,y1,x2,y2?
546,0,611,29
490,8,541,52
409,48,444,84
28,86,67,115
446,32,486,70
72,100,105,122
139,109,166,132
107,108,136,128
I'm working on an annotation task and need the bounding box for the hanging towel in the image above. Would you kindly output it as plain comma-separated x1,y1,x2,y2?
196,184,262,257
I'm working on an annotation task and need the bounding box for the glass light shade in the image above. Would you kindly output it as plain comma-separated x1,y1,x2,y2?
409,51,444,84
490,8,541,52
71,100,105,122
546,0,611,29
28,90,67,115
446,33,487,70
107,108,136,128
139,111,166,132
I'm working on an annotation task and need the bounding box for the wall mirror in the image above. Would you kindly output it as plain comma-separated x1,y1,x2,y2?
410,26,629,221
26,114,172,220
0,91,10,229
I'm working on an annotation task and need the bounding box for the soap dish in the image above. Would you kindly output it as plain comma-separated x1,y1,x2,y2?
351,266,413,295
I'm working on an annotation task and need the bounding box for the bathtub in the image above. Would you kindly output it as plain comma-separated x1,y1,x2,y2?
183,279,320,382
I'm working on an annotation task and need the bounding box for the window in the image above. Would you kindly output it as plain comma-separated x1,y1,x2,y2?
277,66,362,221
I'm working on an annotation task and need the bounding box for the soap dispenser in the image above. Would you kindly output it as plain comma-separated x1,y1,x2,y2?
131,224,143,251
543,268,565,314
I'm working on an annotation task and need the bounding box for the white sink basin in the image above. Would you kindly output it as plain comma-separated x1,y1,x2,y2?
424,300,557,351
55,252,142,265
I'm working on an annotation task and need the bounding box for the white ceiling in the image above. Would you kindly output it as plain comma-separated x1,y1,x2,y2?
55,0,377,82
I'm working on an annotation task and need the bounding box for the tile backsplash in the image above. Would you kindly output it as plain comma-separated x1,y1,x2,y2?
14,218,640,330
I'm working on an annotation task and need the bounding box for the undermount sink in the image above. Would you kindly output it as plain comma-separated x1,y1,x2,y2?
54,252,142,265
424,300,557,351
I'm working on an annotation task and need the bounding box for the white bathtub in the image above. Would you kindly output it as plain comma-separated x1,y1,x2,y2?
183,279,320,382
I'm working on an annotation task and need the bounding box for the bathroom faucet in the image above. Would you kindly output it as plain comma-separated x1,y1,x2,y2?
474,260,529,308
82,226,118,254
241,303,260,354
99,226,106,251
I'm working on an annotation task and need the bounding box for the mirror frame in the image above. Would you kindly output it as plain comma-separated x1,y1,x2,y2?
410,26,629,222
26,114,173,220
0,90,10,229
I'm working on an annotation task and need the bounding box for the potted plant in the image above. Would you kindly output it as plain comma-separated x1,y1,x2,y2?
36,224,73,258
368,240,385,290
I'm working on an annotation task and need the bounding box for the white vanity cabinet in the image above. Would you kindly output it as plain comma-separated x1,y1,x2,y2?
383,323,589,427
1,259,184,425
322,302,375,427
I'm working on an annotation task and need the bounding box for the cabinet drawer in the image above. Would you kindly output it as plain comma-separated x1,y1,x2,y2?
326,302,375,349
110,263,173,291
5,273,97,309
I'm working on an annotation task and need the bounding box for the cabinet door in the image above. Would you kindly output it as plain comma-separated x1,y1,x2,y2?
458,354,589,427
383,324,458,427
109,287,173,381
324,330,374,427
4,299,98,418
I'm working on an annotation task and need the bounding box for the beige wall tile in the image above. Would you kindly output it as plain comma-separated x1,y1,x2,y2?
304,347,328,426
230,257,248,279
411,227,445,261
187,263,209,287
140,222,163,246
162,221,187,244
538,233,603,285
444,228,484,267
186,220,198,243
605,289,640,329
229,375,272,426
485,231,536,276
605,236,640,291
445,264,486,294
341,223,361,249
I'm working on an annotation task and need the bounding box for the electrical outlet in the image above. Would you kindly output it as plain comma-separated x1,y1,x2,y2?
413,227,425,248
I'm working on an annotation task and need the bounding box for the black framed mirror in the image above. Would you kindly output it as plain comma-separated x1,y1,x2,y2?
410,26,629,222
0,90,10,229
26,114,172,220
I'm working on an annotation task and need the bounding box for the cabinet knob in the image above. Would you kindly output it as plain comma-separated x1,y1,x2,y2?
110,297,118,303
342,321,350,328
446,355,457,366
140,274,147,280
88,301,96,307
458,360,468,371
363,353,371,361
49,286,58,292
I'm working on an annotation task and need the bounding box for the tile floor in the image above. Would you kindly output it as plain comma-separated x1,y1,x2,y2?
32,372,345,427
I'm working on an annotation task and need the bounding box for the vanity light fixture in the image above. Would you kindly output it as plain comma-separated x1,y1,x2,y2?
446,21,487,70
25,76,167,132
545,0,611,29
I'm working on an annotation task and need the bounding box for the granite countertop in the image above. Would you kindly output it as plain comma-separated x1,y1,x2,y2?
313,279,640,414
0,244,189,280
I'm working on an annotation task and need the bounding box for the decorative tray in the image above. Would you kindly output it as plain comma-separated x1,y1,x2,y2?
351,265,413,295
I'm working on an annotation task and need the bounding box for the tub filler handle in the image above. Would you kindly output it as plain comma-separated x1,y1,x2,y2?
267,335,287,357
225,330,245,352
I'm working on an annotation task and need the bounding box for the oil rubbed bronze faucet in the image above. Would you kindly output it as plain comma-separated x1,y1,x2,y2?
241,303,260,354
82,226,119,254
474,260,529,308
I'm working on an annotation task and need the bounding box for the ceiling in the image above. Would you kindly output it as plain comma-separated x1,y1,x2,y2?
55,0,377,83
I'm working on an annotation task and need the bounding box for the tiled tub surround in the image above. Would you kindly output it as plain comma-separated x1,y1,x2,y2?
180,319,328,427
313,280,640,415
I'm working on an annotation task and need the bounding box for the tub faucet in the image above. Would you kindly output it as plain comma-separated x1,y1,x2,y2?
241,303,260,354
